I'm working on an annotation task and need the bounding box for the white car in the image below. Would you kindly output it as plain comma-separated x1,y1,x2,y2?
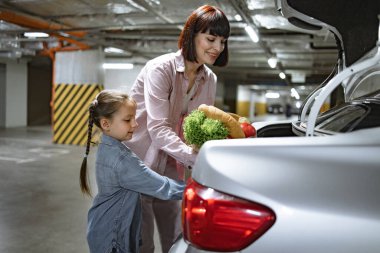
171,127,380,253
170,1,380,252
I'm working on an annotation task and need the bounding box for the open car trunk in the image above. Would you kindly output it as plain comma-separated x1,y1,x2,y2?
257,0,380,138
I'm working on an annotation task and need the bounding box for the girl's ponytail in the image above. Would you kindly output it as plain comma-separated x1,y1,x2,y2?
80,102,96,196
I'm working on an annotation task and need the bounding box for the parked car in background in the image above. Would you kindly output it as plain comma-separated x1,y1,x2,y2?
266,103,284,114
170,0,380,253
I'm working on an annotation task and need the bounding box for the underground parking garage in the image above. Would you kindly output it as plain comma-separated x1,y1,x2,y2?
1,0,380,253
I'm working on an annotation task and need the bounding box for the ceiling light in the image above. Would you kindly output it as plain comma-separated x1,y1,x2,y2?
23,32,49,38
246,0,266,9
291,72,306,83
267,57,277,68
126,0,147,11
148,0,161,5
244,25,259,43
246,0,255,10
279,72,286,79
234,14,242,21
104,47,125,54
265,92,280,99
57,32,70,37
103,63,134,69
291,88,300,100
107,3,134,14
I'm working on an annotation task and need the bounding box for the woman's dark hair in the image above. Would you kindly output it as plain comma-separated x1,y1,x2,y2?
178,5,230,67
80,90,136,196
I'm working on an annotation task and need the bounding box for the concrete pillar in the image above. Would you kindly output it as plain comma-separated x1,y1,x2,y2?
0,60,27,128
255,92,267,116
0,64,5,127
249,92,255,120
237,85,250,117
52,49,104,145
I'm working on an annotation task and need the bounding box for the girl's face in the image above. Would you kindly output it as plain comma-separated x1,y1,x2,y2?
101,101,138,141
194,32,226,65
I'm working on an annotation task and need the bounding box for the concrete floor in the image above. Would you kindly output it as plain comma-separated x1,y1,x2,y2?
0,126,92,252
0,114,291,252
0,126,163,253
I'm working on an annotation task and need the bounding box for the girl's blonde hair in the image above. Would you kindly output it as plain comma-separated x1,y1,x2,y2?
80,90,136,196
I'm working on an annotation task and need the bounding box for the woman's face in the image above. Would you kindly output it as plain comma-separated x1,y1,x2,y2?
194,32,226,65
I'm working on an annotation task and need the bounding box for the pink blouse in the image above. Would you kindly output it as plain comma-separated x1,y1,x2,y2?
125,50,217,174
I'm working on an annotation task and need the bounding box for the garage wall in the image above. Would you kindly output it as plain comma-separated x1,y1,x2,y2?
4,61,27,127
104,64,143,92
0,64,5,127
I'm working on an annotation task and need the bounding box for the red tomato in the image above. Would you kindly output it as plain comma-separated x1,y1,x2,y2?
240,122,256,138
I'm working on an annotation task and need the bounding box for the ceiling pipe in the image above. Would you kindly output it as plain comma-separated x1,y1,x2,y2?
0,10,89,52
53,34,89,49
0,10,87,38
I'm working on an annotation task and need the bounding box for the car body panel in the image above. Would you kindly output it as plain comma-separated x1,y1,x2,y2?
170,128,380,253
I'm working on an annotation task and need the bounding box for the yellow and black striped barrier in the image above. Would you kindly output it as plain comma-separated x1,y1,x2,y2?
52,83,103,145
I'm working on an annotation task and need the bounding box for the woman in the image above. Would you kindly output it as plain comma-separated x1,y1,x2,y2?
125,5,230,253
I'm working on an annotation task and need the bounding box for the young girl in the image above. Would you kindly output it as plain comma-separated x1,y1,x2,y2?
79,89,185,253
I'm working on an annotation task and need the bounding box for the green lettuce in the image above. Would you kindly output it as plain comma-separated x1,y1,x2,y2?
183,110,229,148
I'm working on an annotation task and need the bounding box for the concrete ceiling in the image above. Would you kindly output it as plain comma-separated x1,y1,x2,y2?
0,0,339,87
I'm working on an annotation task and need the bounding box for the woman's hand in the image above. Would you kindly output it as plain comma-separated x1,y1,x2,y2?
190,144,200,153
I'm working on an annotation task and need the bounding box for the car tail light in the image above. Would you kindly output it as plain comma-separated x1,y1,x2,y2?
182,179,276,252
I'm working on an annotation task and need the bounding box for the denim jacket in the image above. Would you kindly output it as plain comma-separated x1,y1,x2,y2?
87,134,185,253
